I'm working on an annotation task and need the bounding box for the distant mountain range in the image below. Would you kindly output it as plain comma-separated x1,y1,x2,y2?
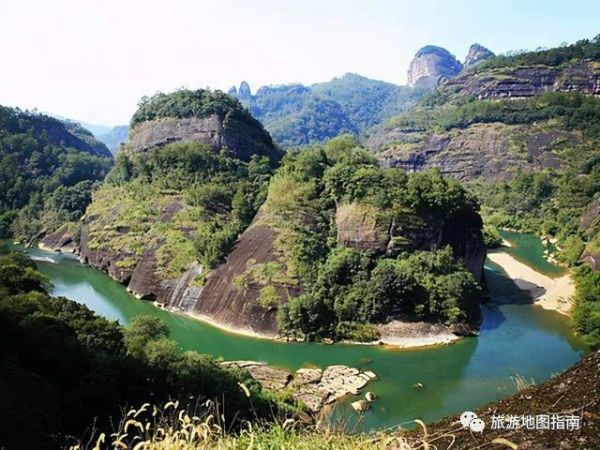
54,42,494,152
228,73,427,147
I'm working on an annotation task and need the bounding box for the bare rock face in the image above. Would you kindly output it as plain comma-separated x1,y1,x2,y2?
580,199,600,271
369,123,574,182
336,203,390,253
188,217,303,336
39,224,76,253
127,112,280,163
463,43,494,68
443,60,600,99
335,201,486,283
407,46,463,89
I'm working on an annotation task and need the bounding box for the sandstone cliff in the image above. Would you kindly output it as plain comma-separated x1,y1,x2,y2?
127,112,281,163
368,52,599,180
407,46,463,89
369,123,573,180
335,202,486,281
445,60,600,99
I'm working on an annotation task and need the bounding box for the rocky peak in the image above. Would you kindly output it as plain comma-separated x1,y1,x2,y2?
227,85,238,96
238,81,252,99
407,45,463,89
464,43,494,68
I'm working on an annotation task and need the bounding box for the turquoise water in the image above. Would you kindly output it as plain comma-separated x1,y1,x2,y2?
499,229,565,277
21,232,587,430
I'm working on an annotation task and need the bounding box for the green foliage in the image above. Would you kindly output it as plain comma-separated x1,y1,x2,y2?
123,315,170,358
233,76,426,148
131,89,245,126
388,92,600,139
279,246,481,340
334,321,381,342
258,285,280,309
483,225,503,248
0,250,296,448
476,34,600,70
90,142,273,276
0,106,112,240
573,266,600,348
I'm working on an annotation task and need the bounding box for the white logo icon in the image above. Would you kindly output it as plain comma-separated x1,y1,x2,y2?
460,411,486,433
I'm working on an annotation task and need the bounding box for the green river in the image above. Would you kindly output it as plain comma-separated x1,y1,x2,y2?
21,232,587,430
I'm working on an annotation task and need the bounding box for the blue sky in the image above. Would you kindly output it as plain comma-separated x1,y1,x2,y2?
0,0,598,125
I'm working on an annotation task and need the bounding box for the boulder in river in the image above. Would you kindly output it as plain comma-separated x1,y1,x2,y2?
219,362,377,413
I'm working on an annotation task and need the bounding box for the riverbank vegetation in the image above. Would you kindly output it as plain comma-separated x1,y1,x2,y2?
0,248,297,449
0,106,112,242
245,136,483,341
463,104,600,347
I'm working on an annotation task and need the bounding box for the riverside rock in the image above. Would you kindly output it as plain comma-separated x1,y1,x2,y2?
220,362,377,413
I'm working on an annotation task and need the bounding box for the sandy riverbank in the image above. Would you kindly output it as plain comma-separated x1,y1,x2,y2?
487,252,574,315
181,310,463,349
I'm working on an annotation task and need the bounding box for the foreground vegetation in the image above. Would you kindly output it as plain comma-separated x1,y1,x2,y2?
88,142,274,277
0,248,296,449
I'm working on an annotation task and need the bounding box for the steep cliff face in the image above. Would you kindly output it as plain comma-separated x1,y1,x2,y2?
369,123,573,180
189,219,303,336
445,60,600,99
407,46,463,89
335,202,486,281
127,112,281,163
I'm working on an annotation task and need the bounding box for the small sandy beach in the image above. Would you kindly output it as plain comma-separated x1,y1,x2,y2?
487,252,574,315
183,309,461,349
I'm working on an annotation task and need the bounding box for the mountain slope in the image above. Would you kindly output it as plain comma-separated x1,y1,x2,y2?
365,35,600,348
0,106,113,242
68,89,281,316
229,74,425,147
366,37,600,180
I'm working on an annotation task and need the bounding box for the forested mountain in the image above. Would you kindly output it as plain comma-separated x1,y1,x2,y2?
0,107,113,243
366,35,600,347
229,74,426,147
49,89,486,343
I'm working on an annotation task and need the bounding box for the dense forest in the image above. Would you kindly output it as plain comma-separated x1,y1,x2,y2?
474,34,600,70
230,74,426,147
0,107,113,242
0,247,296,449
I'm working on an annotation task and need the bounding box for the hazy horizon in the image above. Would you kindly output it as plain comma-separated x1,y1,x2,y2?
1,0,598,126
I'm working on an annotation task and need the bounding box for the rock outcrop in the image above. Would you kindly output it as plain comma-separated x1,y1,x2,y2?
38,224,77,253
444,60,600,99
407,46,463,89
369,123,572,181
189,219,303,336
221,362,377,413
335,201,486,281
127,113,281,163
463,43,494,68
